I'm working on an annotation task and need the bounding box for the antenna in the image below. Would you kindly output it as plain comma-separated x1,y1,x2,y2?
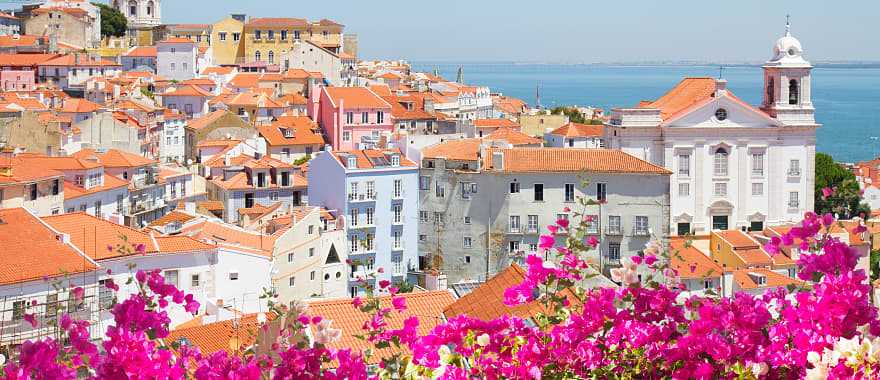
718,66,725,79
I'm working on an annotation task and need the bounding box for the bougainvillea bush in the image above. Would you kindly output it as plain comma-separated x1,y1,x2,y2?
3,210,880,379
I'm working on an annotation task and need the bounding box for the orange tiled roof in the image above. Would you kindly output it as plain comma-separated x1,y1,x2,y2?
278,92,308,106
180,220,274,257
548,122,604,138
165,313,265,356
197,200,224,211
0,208,97,285
282,68,310,80
257,116,324,146
422,139,482,161
164,84,212,97
59,98,102,113
308,291,455,363
324,87,391,109
669,238,723,280
369,84,392,97
716,230,760,249
733,269,802,290
484,128,542,146
186,110,231,131
43,213,215,260
202,66,235,76
474,118,519,128
40,54,120,67
331,149,417,169
0,34,46,48
147,210,197,228
63,175,128,200
72,148,156,169
444,264,578,321
180,78,215,86
228,73,262,89
492,95,528,115
245,17,308,28
222,91,284,108
639,77,716,120
124,46,157,57
0,53,61,67
0,155,64,184
485,148,672,174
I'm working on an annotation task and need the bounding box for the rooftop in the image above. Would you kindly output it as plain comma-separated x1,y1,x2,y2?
485,148,672,175
324,87,391,109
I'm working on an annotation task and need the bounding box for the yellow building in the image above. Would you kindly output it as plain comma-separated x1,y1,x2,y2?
166,24,212,48
211,15,245,66
242,17,343,66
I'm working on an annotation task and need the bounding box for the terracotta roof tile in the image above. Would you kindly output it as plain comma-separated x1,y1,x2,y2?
324,87,391,109
308,291,455,363
331,149,416,169
0,53,61,67
180,220,274,257
165,313,264,355
733,269,802,290
484,128,542,146
669,238,723,280
147,210,197,228
485,148,671,174
72,148,156,169
186,110,230,131
639,77,717,120
257,116,324,147
548,122,604,138
164,84,212,97
40,54,120,67
124,46,157,57
421,139,482,161
246,17,308,28
0,208,97,285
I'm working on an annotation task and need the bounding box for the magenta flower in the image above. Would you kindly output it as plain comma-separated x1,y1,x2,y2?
539,235,555,250
23,313,37,328
556,218,570,229
377,267,385,273
392,296,407,311
644,255,657,266
821,187,834,199
378,280,391,289
352,297,363,308
563,206,571,212
135,243,147,254
547,225,559,235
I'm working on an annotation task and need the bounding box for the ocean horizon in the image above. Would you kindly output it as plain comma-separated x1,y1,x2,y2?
411,62,880,163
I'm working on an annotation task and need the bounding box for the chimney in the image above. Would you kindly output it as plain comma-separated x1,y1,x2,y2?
715,79,728,97
491,151,504,171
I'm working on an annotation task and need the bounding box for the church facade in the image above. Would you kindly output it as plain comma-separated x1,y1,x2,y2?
606,21,818,235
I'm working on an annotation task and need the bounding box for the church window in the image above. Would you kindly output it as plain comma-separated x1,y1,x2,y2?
789,79,799,105
128,1,137,16
714,147,729,177
767,77,775,104
147,1,153,15
268,51,274,64
714,108,728,121
255,51,261,62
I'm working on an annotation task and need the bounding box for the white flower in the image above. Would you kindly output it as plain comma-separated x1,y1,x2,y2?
750,362,768,377
805,366,828,380
314,319,342,345
290,299,310,316
476,333,490,347
766,299,780,320
438,345,453,364
807,351,821,365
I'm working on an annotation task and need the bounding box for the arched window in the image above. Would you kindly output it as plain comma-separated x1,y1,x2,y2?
714,147,729,177
789,79,799,105
766,77,775,104
147,1,153,15
268,51,274,64
128,0,137,16
255,51,261,62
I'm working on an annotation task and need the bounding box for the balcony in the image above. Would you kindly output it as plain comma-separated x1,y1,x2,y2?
392,218,404,226
348,193,376,203
632,229,650,237
129,198,166,215
508,227,522,235
606,226,623,236
788,169,802,177
392,242,404,251
525,226,539,235
392,191,405,200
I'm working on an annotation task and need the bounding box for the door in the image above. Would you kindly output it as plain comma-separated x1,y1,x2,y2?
712,215,729,231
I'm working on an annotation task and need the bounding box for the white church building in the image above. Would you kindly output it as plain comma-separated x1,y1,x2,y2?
606,21,818,235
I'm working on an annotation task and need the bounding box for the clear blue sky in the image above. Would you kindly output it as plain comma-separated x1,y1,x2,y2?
160,0,876,62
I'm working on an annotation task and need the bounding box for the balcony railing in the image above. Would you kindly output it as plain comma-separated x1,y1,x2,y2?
788,169,802,176
632,229,650,237
392,242,404,251
348,193,376,202
606,226,623,235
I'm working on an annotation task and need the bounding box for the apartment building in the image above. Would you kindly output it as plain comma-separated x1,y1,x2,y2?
0,148,65,216
307,149,419,297
314,86,394,151
418,141,671,283
242,17,344,66
206,154,306,224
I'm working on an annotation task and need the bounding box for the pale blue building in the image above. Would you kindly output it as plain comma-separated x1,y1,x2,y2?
308,148,419,297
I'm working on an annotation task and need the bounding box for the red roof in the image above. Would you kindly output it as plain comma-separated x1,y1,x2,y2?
40,54,120,67
548,122,604,138
71,148,156,169
164,84,212,97
124,46,157,57
324,87,391,109
257,116,325,146
245,17,308,28
669,238,724,280
0,208,97,285
483,148,672,174
59,98,102,113
331,149,417,169
0,53,62,67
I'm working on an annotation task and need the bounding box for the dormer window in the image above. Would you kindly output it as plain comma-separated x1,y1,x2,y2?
282,128,294,138
347,156,357,169
391,155,400,167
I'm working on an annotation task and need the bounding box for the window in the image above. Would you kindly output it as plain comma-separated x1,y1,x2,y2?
94,201,102,218
419,234,426,242
596,183,607,202
419,176,430,191
608,215,622,234
289,276,295,287
348,182,359,200
29,183,37,201
634,216,649,235
509,240,520,254
12,300,25,321
607,243,621,262
281,172,290,186
678,183,690,196
533,184,544,202
460,182,477,199
255,51,261,62
219,32,227,41
581,214,596,233
464,216,471,224
117,194,124,213
509,182,520,194
714,147,729,176
564,183,575,202
346,112,354,124
393,179,403,198
308,225,314,234
419,211,429,223
789,79,799,105
364,235,374,251
377,111,384,124
435,183,445,198
752,153,764,176
704,279,713,289
677,222,691,236
182,62,188,71
750,221,764,232
392,204,402,223
509,215,521,233
310,271,315,281
678,154,690,176
361,112,369,123
464,237,473,249
714,182,727,197
267,30,274,40
789,159,801,176
342,131,351,141
714,108,728,121
789,192,799,208
527,215,538,233
434,212,444,225
52,179,59,195
349,235,359,253
752,183,764,196
349,208,358,226
164,270,179,287
309,247,315,257
365,181,375,199
280,30,287,40
233,32,240,41
254,30,262,39
268,51,274,64
45,294,58,318
392,231,402,249
391,155,400,166
190,274,200,288
288,252,294,262
170,62,175,70
294,30,301,39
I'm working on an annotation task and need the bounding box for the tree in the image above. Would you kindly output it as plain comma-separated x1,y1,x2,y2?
814,152,870,218
549,106,603,124
93,2,127,38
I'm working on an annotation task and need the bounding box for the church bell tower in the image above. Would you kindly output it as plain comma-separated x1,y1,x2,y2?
761,16,816,126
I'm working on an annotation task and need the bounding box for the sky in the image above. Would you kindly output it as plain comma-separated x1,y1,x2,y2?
158,0,876,62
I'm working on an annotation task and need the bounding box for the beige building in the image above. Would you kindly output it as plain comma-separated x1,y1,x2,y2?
210,15,246,66
0,111,64,156
166,24,212,48
243,17,343,66
25,7,98,49
184,110,255,162
518,113,568,137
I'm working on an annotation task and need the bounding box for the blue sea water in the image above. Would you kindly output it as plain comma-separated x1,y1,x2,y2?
411,63,880,163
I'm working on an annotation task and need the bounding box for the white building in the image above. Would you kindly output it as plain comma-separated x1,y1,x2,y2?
157,37,198,81
544,122,605,148
112,0,161,27
606,21,818,235
307,149,420,297
282,41,343,86
159,109,186,163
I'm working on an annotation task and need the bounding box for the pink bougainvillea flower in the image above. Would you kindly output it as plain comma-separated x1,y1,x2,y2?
392,296,407,311
556,218,570,229
352,297,363,309
586,236,599,248
821,187,834,199
539,235,555,250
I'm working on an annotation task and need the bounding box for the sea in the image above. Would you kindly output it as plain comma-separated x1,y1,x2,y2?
411,63,880,164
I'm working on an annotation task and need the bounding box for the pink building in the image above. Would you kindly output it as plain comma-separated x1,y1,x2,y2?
315,86,393,150
0,69,34,91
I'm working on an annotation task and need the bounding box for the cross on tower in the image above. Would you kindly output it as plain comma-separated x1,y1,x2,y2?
785,14,791,34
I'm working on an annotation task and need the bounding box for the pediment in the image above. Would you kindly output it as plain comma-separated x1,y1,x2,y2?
663,93,781,129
